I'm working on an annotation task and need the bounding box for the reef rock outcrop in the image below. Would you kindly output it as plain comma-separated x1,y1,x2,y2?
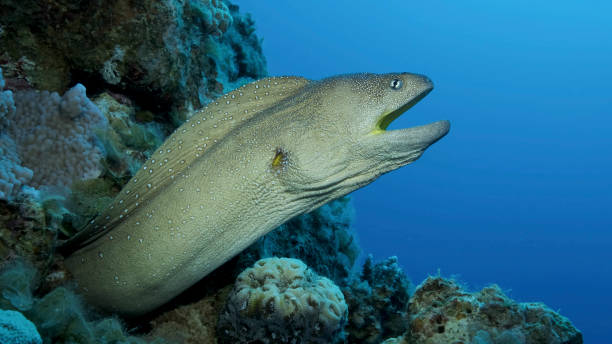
383,276,583,344
0,0,266,115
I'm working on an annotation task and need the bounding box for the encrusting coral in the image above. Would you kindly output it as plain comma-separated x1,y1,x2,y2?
0,191,56,275
0,134,33,201
217,257,348,344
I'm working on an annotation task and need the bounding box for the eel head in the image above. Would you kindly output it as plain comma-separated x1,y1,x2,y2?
270,72,450,211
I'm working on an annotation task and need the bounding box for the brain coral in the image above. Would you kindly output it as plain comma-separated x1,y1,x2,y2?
217,257,348,344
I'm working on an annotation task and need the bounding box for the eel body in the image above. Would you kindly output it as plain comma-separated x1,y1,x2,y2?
64,73,450,315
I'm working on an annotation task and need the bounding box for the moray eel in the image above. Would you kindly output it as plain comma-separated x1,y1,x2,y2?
64,73,450,315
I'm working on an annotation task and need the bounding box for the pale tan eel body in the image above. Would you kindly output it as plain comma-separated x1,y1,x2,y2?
64,73,450,315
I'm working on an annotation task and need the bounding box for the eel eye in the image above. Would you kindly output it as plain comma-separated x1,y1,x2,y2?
390,79,403,90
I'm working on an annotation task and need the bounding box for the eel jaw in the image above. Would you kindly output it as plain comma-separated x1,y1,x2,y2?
373,87,434,133
369,86,450,153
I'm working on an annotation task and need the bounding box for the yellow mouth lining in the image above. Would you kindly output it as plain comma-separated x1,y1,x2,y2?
370,90,431,135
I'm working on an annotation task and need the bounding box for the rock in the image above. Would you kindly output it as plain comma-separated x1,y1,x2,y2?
389,276,583,344
0,0,266,115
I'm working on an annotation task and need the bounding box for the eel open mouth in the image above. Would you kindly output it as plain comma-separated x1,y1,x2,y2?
374,88,434,132
372,87,450,147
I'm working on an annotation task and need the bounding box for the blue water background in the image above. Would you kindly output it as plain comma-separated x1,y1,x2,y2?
234,1,611,341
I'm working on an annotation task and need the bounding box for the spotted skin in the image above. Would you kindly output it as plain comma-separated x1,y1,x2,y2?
64,73,449,315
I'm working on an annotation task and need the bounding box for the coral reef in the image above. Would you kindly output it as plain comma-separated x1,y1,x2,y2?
343,256,411,344
383,276,583,344
0,2,585,344
217,257,348,344
235,196,359,286
0,309,42,344
58,92,167,232
0,0,266,115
